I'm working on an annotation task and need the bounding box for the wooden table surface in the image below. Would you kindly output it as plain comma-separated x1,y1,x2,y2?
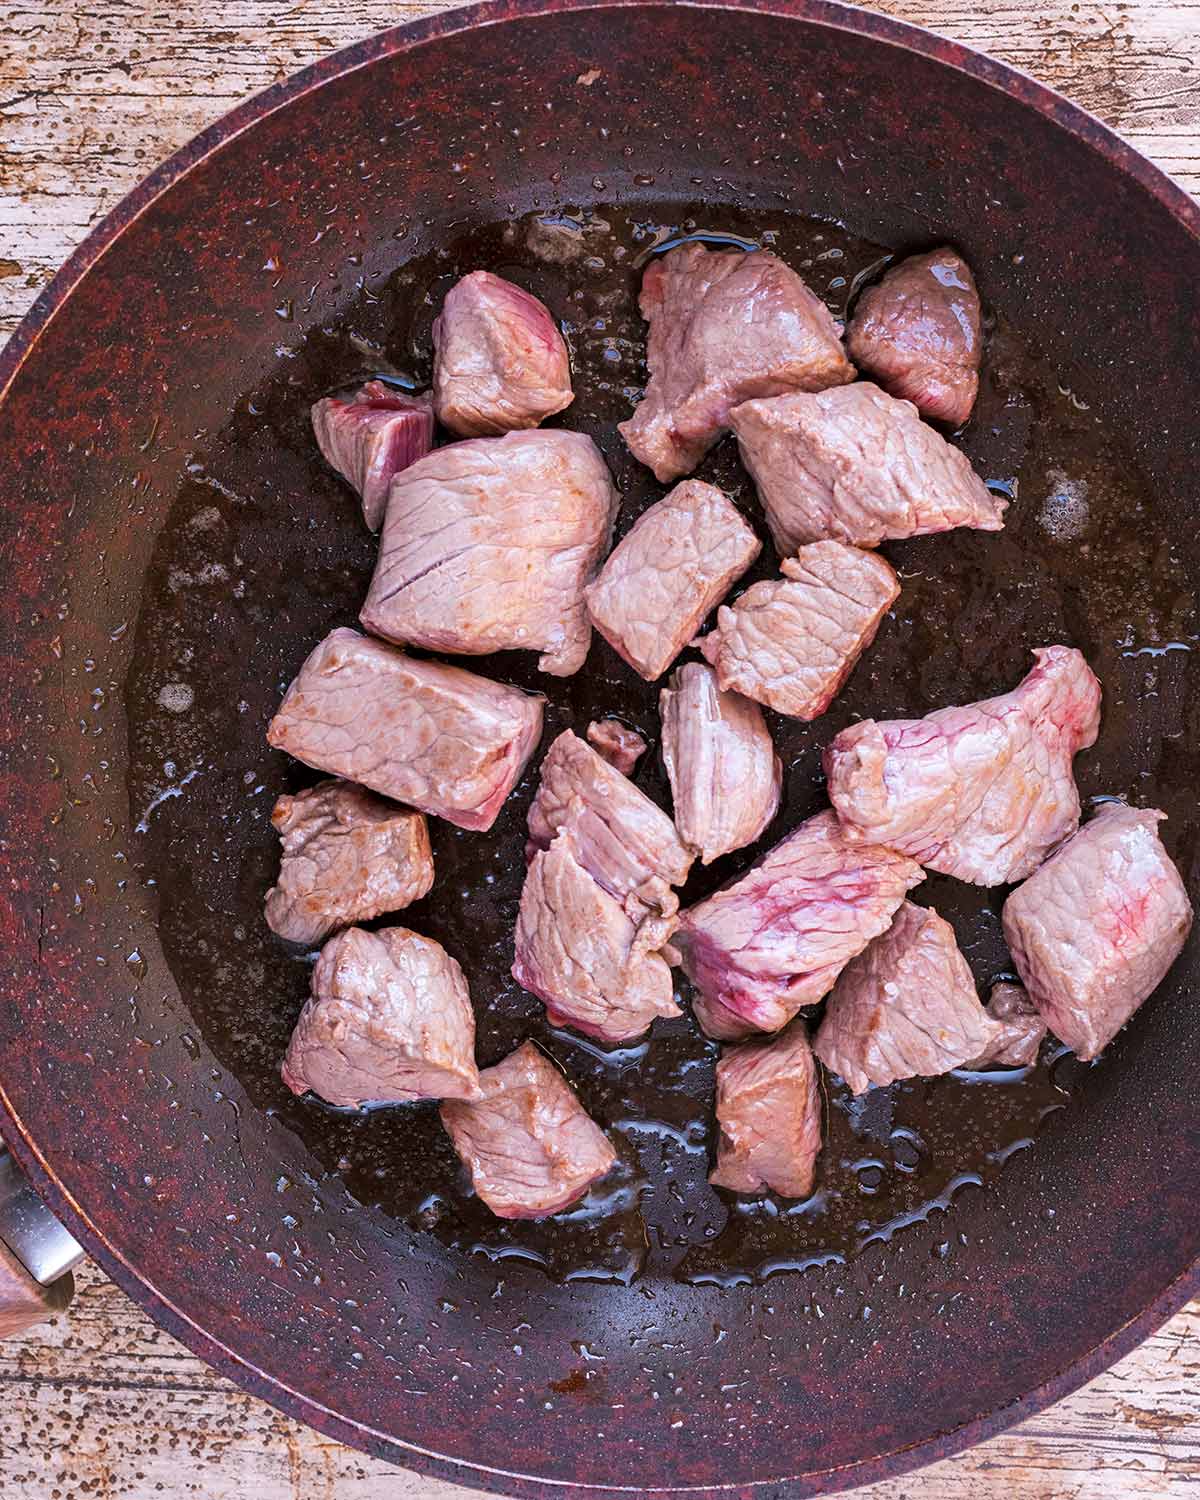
2,1,1199,1494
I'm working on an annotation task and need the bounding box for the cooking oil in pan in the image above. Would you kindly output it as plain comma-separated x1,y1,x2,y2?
125,203,1198,1287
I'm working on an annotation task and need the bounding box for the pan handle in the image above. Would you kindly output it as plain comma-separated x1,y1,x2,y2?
0,1146,82,1337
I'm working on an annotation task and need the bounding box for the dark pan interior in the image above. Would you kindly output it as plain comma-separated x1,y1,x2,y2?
1,3,1198,1495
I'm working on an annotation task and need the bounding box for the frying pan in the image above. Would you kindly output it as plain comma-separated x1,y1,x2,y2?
1,0,1198,1493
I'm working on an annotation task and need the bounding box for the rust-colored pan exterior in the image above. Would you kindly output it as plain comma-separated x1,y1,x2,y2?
1,2,1198,1495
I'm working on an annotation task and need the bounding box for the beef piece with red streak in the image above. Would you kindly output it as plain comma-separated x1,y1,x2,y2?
1003,803,1193,1060
824,645,1101,886
311,380,433,531
586,718,648,776
432,271,573,436
676,809,924,1041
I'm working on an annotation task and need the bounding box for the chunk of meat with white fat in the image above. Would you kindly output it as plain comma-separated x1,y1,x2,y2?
586,718,647,775
824,645,1102,885
360,431,618,677
730,381,1006,553
847,248,982,427
281,926,480,1107
814,902,1002,1094
584,480,761,680
310,381,434,531
965,983,1047,1069
527,730,692,916
440,1041,616,1218
660,662,780,865
699,542,899,719
618,243,854,482
513,826,681,1043
264,779,433,946
710,1024,821,1198
1002,803,1193,1060
432,271,573,436
267,628,544,832
676,809,924,1040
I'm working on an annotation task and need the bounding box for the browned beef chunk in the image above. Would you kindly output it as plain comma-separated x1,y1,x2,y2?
432,271,573,436
264,778,433,946
527,730,692,915
676,809,924,1041
699,542,899,719
710,1023,821,1198
440,1042,616,1218
311,380,433,531
730,381,1005,553
825,645,1102,885
281,926,480,1107
584,480,760,680
586,718,647,775
513,826,681,1043
618,243,854,482
267,628,544,832
847,248,982,426
660,662,780,865
1003,803,1193,1060
814,902,1002,1094
965,983,1047,1069
360,431,618,677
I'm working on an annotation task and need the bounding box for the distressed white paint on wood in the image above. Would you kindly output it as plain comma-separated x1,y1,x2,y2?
2,0,1200,339
1,1,1198,1495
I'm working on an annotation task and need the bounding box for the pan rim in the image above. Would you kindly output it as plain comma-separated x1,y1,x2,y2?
2,0,1198,1494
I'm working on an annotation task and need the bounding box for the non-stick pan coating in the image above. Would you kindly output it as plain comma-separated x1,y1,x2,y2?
1,3,1198,1495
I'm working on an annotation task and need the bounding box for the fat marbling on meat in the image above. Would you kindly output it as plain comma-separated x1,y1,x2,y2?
432,270,573,436
513,823,681,1043
281,925,480,1107
847,248,982,427
1002,803,1193,1060
360,430,618,677
710,1023,821,1198
310,380,434,531
586,718,647,775
814,901,1002,1094
267,628,544,832
618,243,854,483
527,729,692,916
440,1041,617,1219
730,381,1006,553
698,541,899,719
965,982,1047,1069
264,778,433,946
584,479,761,680
676,809,924,1041
660,661,781,865
824,645,1102,885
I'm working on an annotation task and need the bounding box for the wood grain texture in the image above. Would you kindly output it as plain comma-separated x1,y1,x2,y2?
1,0,1198,1495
